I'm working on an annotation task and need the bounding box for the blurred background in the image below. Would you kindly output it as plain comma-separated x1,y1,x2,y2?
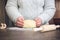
0,0,60,27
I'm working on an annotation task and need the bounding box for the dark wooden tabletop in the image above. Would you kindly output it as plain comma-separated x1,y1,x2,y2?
0,28,60,40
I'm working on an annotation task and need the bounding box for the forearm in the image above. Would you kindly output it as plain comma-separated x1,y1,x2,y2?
38,9,56,24
5,6,22,23
38,0,56,24
5,0,22,23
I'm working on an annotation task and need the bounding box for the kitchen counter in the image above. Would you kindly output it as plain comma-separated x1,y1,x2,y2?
0,27,60,40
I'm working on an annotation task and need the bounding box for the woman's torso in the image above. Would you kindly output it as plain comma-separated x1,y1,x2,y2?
17,0,44,20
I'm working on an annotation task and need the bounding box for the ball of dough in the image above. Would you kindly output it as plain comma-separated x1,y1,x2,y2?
23,20,36,28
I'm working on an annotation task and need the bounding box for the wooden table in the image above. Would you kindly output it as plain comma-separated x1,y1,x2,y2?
0,27,60,40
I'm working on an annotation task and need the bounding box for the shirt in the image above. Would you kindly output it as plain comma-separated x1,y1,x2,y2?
5,0,56,24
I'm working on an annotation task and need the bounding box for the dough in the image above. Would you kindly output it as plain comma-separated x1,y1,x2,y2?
23,20,36,28
40,25,57,32
34,25,60,32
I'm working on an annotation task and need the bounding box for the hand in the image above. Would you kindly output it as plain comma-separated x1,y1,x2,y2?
16,16,24,27
34,17,42,27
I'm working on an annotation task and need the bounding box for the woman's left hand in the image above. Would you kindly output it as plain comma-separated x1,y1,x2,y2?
34,17,42,27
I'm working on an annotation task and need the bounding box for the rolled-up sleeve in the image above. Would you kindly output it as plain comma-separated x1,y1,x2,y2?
38,0,56,24
5,0,22,23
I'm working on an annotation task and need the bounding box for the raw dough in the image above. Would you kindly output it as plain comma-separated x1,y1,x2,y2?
39,25,57,32
34,25,60,32
23,20,36,28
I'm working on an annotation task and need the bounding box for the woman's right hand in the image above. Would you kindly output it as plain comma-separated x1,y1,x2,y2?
16,16,24,27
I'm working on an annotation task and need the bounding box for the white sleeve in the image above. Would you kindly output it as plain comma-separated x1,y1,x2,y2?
38,0,56,24
5,0,22,23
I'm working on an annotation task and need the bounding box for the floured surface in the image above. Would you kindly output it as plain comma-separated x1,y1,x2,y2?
34,25,60,32
7,27,42,31
7,27,33,31
7,25,60,32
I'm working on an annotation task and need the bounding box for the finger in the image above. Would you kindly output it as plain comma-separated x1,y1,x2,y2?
19,18,24,21
35,18,40,21
17,18,24,22
16,21,23,26
37,23,40,25
16,19,24,24
18,20,24,24
36,22,41,27
19,16,24,21
16,22,24,26
35,21,40,24
16,21,24,25
16,22,24,27
17,16,24,22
